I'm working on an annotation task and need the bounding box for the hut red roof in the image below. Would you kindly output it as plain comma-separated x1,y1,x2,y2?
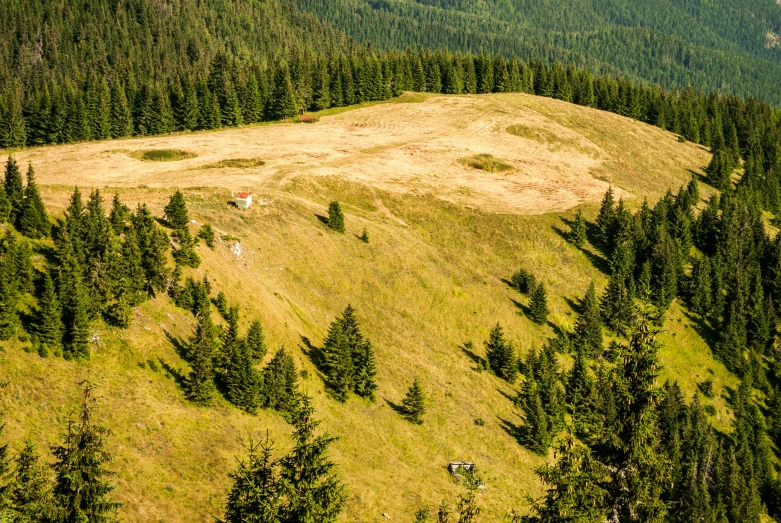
236,192,251,199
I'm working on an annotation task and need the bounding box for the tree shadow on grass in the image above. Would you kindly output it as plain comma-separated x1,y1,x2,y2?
164,330,189,361
460,343,486,371
511,298,530,317
315,214,329,226
498,417,523,442
681,309,719,347
563,295,583,314
551,221,610,275
496,388,517,404
157,358,188,390
300,335,325,370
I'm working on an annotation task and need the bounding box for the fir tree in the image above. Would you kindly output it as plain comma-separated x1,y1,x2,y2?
327,201,345,233
568,208,587,248
529,282,549,325
484,323,518,382
172,226,201,268
574,282,603,357
279,395,346,523
18,165,50,238
65,272,91,360
49,382,121,523
352,339,378,401
246,319,267,361
261,347,299,414
401,378,426,424
36,272,64,353
164,189,190,230
109,193,129,234
186,311,218,405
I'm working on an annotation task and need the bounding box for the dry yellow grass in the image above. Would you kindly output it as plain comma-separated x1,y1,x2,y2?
0,93,730,522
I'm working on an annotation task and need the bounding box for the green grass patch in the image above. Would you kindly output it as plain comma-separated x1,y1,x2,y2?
459,153,513,172
507,124,560,144
131,149,196,162
201,158,265,169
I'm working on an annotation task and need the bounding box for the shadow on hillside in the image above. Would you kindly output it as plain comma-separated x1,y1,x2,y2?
501,277,517,290
164,330,189,361
496,388,517,404
563,295,583,314
498,416,523,442
460,343,486,371
315,214,329,226
158,358,188,390
300,335,325,370
681,310,719,347
384,397,407,415
551,222,610,275
511,298,530,317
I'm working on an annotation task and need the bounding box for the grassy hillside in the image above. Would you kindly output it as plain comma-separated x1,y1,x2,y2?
1,93,737,521
293,0,781,103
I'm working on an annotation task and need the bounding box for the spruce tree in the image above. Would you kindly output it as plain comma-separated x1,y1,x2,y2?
18,165,50,238
164,189,190,230
36,272,64,353
520,433,609,522
568,208,587,248
224,339,261,414
0,184,10,223
261,347,299,414
223,438,282,523
109,193,129,234
246,319,267,361
279,395,346,523
7,438,52,520
321,319,353,401
4,156,24,224
529,282,549,325
49,382,121,523
574,282,603,357
352,339,378,401
594,187,616,250
484,323,518,382
401,378,426,424
65,272,91,360
268,63,298,121
0,255,20,340
186,311,218,405
327,201,345,233
198,223,216,249
172,226,201,268
566,348,594,433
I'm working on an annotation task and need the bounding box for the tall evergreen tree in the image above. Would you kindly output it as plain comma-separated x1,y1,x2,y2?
224,339,261,414
574,282,603,357
18,165,50,238
261,347,299,414
186,311,218,405
568,208,587,248
4,156,24,224
164,190,190,230
484,323,518,382
279,395,346,523
529,282,549,325
246,319,267,361
594,187,616,250
49,382,121,523
6,438,52,520
268,64,298,120
401,378,426,424
36,272,64,353
327,201,345,233
223,438,282,523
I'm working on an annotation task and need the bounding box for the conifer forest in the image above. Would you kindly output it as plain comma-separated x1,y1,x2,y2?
1,0,781,521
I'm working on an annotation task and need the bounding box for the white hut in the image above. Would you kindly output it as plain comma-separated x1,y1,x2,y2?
235,192,252,210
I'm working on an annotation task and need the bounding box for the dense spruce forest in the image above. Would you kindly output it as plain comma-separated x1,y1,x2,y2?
292,0,781,104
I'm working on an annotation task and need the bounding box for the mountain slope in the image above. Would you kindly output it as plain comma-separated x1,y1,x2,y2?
292,0,781,103
0,93,738,521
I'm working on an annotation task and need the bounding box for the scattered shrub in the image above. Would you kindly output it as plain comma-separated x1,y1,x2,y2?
698,378,715,398
459,153,512,172
474,418,485,427
133,149,196,162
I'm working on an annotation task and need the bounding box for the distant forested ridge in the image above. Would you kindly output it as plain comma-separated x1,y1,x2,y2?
292,0,781,104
